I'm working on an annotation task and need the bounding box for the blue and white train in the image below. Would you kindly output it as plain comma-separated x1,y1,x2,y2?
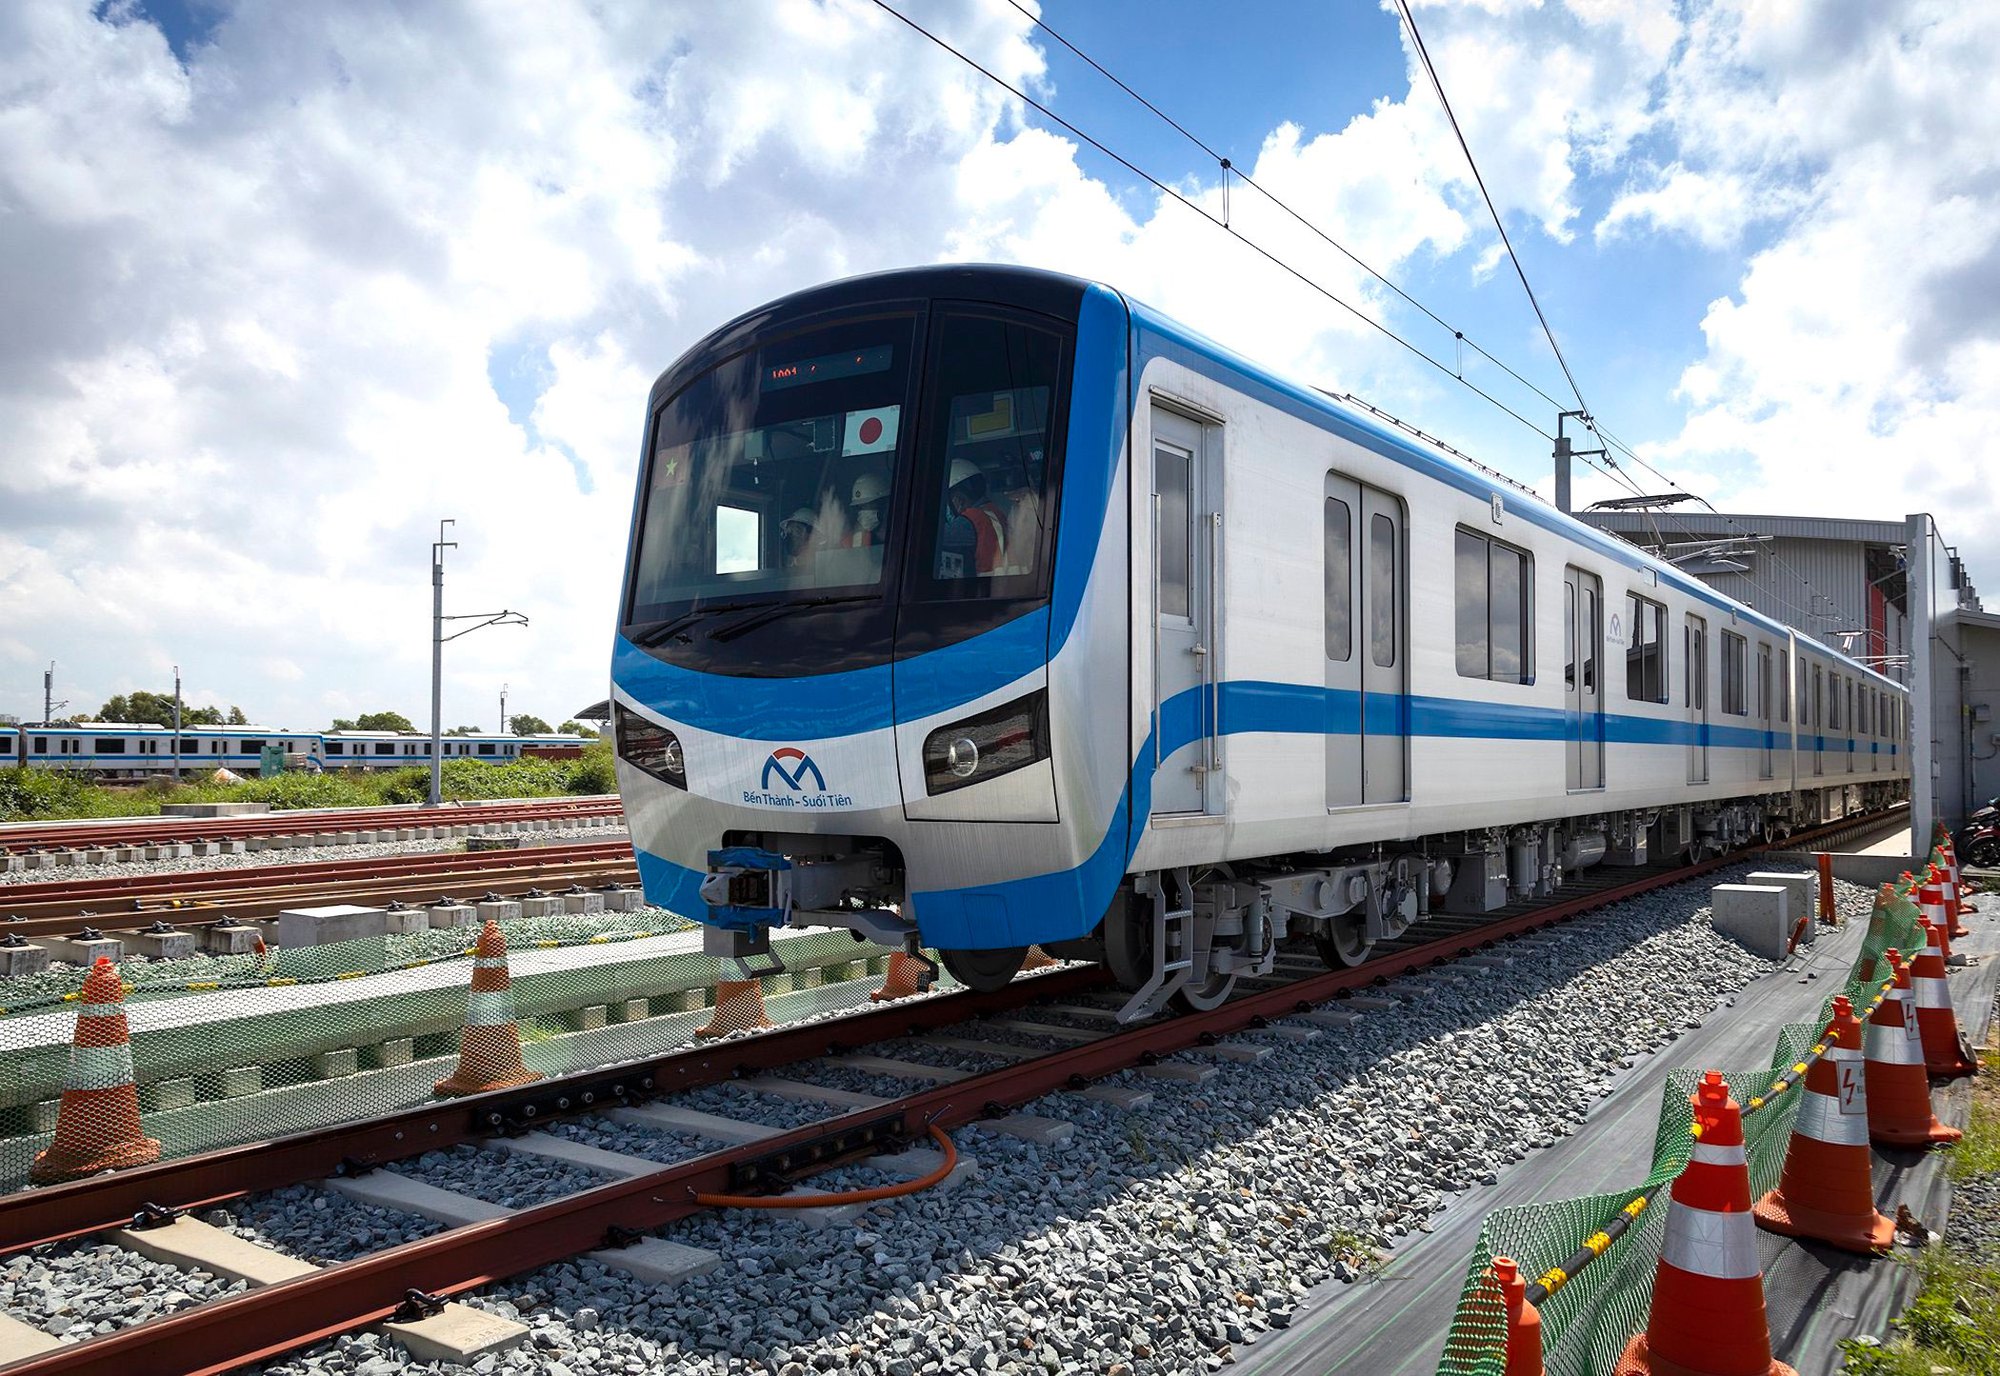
0,723,585,775
609,265,1908,1020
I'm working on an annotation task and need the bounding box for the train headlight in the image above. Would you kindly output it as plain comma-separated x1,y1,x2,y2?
615,705,687,791
923,690,1049,795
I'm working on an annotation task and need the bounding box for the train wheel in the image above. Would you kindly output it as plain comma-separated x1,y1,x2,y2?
939,946,1028,993
1314,916,1372,969
1171,968,1237,1013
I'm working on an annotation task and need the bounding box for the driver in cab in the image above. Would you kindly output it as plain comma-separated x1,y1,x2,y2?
936,459,1009,577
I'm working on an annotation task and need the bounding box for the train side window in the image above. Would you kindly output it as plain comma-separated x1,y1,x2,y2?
95,738,123,754
478,743,496,756
33,737,45,752
1625,593,1667,703
1455,527,1532,683
1720,632,1748,715
1369,513,1396,668
1323,497,1352,662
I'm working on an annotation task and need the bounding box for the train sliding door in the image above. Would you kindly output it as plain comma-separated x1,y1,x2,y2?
1150,405,1216,817
1564,566,1604,791
1757,643,1775,780
1324,472,1407,807
1685,613,1709,784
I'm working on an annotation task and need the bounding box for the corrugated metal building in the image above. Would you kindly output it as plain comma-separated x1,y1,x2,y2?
1579,510,1912,683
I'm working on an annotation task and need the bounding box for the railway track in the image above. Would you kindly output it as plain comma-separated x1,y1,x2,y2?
0,797,622,854
0,842,640,937
0,805,1908,1376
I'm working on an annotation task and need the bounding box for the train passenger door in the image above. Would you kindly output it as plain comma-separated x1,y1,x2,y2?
1685,613,1709,784
1324,473,1407,807
1756,644,1775,780
1151,406,1215,817
1564,567,1604,791
1812,666,1824,776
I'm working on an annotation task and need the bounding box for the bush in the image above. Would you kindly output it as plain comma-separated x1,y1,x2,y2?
565,741,618,795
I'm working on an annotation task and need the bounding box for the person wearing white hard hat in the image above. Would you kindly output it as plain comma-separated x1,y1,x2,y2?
943,458,1007,575
779,507,818,568
845,471,889,547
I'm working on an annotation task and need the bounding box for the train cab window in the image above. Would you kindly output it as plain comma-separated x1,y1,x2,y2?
1369,514,1397,668
1323,498,1352,662
1720,632,1748,715
1624,593,1668,703
1454,527,1532,683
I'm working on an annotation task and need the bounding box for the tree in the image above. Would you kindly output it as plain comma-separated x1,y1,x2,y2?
226,706,248,725
355,710,415,733
508,713,553,736
557,720,599,739
328,719,356,731
445,725,482,737
96,691,232,728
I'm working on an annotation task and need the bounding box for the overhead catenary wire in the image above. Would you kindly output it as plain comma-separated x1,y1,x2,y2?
869,0,1557,443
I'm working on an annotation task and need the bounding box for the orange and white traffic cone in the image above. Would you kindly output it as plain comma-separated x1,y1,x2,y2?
1939,863,1972,939
1021,945,1059,972
1614,1071,1797,1376
1916,874,1954,953
1865,951,1960,1147
1752,996,1895,1254
869,950,936,1003
1490,1256,1544,1376
434,920,542,1097
1910,922,1979,1080
696,980,773,1038
31,957,160,1184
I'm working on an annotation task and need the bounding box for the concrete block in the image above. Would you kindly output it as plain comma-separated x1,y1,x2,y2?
207,1066,264,1098
563,1005,608,1032
492,1131,654,1177
761,972,795,996
1462,953,1517,968
561,892,606,915
310,832,338,848
862,1146,978,1188
42,934,122,965
188,841,217,857
381,906,429,935
915,1034,1030,1062
740,1076,887,1110
0,943,50,977
0,856,20,874
657,988,706,1013
831,1053,971,1084
1137,1062,1216,1084
160,843,192,859
335,832,359,846
25,1100,59,1134
518,897,564,918
201,922,262,954
81,848,110,864
395,828,417,841
428,904,479,929
605,1103,782,1145
275,904,387,948
140,845,165,861
0,1312,63,1362
364,1039,414,1069
310,1048,359,1079
614,998,650,1023
141,1078,197,1112
216,839,245,855
383,1302,528,1364
1344,994,1401,1010
324,1170,511,1228
1201,1042,1273,1064
123,927,198,960
1073,1084,1153,1110
160,801,271,817
1295,1008,1362,1027
114,1216,317,1288
792,964,824,989
1748,871,1818,943
983,1114,1073,1145
603,888,645,912
1710,883,1792,960
475,900,522,924
980,1017,1101,1043
244,838,269,853
354,830,378,844
587,1237,721,1287
1254,1024,1321,1043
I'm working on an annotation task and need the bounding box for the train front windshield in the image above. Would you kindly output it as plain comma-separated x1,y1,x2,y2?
626,308,1068,630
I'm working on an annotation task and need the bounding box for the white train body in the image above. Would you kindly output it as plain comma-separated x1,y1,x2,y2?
610,266,1907,1016
0,723,577,775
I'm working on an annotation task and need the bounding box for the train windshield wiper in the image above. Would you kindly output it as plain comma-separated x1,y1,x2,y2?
708,594,876,643
631,600,769,648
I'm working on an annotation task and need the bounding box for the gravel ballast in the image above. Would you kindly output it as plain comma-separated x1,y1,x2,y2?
229,865,1860,1376
3,1239,247,1343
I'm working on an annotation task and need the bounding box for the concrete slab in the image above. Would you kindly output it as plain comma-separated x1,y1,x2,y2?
831,1053,973,1084
979,1017,1104,1043
490,1131,653,1178
1251,1025,1322,1043
113,1216,317,1288
383,1302,528,1365
0,943,49,977
1201,1042,1274,1064
0,1312,62,1361
604,1103,783,1145
915,1034,1032,1061
983,1114,1074,1145
862,1145,973,1184
1342,994,1400,1010
1072,1083,1154,1110
740,1076,887,1110
1137,1061,1216,1084
586,1237,722,1287
323,1170,511,1228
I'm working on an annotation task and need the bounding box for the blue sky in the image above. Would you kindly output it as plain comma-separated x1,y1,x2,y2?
3,0,1995,730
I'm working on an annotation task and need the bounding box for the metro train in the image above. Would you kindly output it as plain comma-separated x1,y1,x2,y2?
0,723,588,776
609,265,1908,1021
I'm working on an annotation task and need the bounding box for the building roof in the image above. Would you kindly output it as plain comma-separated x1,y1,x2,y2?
1580,510,1909,545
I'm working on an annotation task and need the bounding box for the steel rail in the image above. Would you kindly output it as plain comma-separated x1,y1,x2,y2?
0,804,1909,1375
0,798,622,851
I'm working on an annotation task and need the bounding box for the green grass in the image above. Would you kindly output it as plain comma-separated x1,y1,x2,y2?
0,741,618,822
1841,1044,2000,1374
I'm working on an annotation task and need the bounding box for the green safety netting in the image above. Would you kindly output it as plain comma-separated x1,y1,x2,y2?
1435,863,1941,1376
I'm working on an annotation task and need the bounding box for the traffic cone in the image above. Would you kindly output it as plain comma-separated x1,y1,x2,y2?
695,980,772,1038
869,950,936,1002
434,920,542,1097
1021,945,1059,972
1490,1256,1544,1376
1614,1072,1797,1376
1939,864,1971,939
1910,922,1978,1080
31,957,161,1183
1865,951,1959,1147
1752,996,1895,1254
1856,885,1903,982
